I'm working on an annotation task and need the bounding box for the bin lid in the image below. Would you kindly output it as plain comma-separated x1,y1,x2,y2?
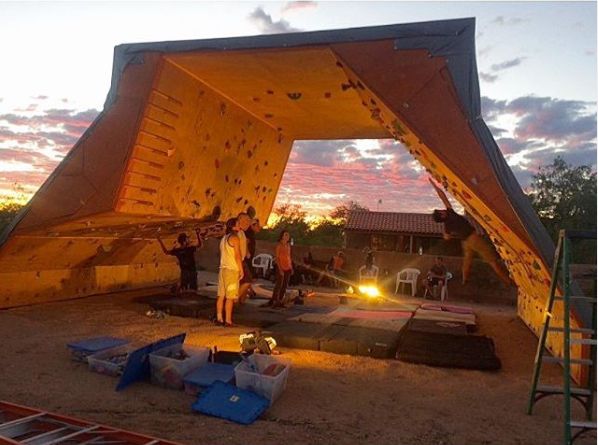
115,333,186,391
191,381,269,425
184,363,235,387
67,336,129,353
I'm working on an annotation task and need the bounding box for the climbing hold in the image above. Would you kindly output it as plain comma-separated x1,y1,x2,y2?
287,92,302,100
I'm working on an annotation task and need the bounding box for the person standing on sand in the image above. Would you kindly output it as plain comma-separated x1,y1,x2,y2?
269,230,293,308
236,212,253,303
241,218,261,300
157,230,203,294
214,218,244,327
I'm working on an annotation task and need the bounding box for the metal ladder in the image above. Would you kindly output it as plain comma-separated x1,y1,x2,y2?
527,230,597,444
0,401,180,445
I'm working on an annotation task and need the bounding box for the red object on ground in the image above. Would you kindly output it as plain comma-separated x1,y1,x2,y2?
0,400,182,445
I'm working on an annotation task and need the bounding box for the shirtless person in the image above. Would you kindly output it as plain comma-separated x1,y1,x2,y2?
429,178,510,285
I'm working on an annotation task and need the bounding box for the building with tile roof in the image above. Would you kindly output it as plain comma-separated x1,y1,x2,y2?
345,211,461,255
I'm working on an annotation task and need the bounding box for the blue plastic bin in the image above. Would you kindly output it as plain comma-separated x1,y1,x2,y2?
183,363,235,396
191,381,269,425
67,337,129,362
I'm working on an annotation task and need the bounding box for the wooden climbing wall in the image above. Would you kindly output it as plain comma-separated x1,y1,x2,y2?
0,33,576,372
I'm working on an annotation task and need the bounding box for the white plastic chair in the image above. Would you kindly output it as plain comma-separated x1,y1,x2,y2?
358,265,379,284
395,268,421,296
252,254,273,278
440,272,453,302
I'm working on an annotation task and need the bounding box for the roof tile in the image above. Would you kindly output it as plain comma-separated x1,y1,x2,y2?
345,211,443,235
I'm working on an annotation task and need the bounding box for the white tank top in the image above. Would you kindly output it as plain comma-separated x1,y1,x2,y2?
220,234,239,271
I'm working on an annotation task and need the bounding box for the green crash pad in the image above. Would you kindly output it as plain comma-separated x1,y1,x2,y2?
266,321,402,359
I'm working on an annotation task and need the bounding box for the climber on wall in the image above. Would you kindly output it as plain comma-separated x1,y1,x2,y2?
429,178,511,286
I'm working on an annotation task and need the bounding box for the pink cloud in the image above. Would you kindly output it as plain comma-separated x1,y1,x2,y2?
281,1,317,13
0,106,99,194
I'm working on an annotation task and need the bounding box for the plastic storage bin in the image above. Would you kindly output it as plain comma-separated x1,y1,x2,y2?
149,344,210,389
234,354,291,406
67,337,129,362
88,344,136,377
183,363,235,396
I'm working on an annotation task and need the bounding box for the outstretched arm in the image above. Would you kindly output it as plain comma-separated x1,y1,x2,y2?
156,236,170,255
194,229,204,248
428,178,453,210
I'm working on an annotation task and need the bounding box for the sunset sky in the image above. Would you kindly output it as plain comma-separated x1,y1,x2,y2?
0,1,596,217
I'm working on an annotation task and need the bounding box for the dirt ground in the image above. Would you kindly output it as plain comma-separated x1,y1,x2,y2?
0,284,595,445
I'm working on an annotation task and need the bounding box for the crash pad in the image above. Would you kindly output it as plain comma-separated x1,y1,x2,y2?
396,330,501,370
413,308,476,329
407,318,469,336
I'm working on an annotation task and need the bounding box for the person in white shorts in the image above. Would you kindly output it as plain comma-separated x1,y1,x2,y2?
215,218,244,327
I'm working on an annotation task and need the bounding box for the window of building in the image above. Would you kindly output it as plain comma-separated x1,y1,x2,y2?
371,234,397,251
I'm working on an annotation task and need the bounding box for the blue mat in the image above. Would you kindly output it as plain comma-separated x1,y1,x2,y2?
192,381,269,425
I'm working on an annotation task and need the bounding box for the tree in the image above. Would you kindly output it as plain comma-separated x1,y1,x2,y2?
329,201,370,223
528,156,596,262
256,204,311,244
308,219,344,247
0,199,24,234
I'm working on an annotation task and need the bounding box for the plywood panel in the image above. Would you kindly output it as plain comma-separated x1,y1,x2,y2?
117,59,293,225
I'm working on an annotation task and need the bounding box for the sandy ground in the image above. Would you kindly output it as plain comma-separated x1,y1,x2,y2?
0,282,595,445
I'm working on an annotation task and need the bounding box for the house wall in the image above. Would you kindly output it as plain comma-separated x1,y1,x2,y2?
345,230,461,256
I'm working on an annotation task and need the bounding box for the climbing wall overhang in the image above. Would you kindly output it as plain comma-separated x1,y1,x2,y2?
0,18,587,369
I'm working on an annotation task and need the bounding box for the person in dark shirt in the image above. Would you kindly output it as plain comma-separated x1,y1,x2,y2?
424,256,448,298
429,178,510,286
241,218,260,300
237,214,255,303
245,218,260,260
157,230,203,294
